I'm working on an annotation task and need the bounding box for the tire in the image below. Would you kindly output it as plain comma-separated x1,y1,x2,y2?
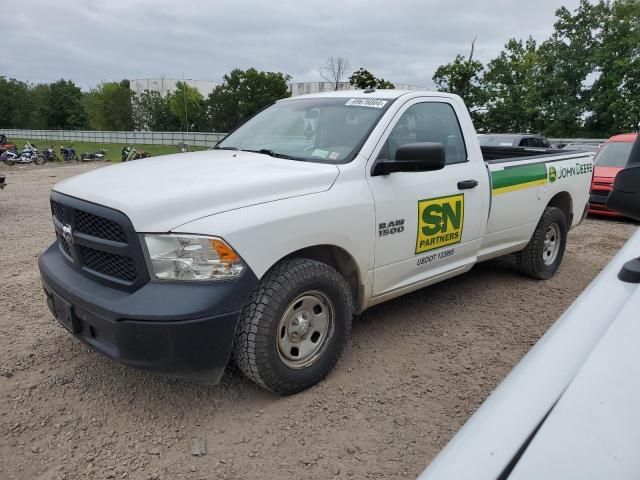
34,154,46,165
233,258,353,395
3,158,14,166
515,206,568,279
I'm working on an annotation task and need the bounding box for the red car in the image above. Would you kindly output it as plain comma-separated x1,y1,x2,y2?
589,133,637,217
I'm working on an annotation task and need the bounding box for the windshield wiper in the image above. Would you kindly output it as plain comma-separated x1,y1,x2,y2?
213,146,239,151
241,149,306,161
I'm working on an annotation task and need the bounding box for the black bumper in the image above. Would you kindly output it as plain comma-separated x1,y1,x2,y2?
38,243,258,383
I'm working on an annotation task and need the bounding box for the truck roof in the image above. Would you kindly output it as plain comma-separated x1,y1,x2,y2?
282,89,442,100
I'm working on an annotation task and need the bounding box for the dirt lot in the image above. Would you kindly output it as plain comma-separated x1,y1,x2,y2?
0,162,636,480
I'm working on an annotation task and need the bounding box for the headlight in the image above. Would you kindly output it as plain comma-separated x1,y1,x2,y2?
142,234,245,281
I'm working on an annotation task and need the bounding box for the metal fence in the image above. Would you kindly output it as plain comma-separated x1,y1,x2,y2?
3,129,608,148
2,129,227,147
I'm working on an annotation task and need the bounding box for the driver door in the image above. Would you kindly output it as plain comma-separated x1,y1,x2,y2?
367,98,488,297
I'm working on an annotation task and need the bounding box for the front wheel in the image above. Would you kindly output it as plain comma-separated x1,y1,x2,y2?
233,258,353,394
34,154,46,165
515,206,568,279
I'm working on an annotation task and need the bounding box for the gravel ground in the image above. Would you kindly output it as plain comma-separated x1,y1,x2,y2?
0,162,636,480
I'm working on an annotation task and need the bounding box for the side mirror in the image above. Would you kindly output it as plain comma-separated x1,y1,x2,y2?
373,142,446,176
606,164,640,221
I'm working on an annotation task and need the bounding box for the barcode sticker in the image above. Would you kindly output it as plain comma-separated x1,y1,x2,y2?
345,98,388,108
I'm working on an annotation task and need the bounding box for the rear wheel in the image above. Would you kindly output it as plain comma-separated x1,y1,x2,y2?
515,206,568,279
233,258,353,394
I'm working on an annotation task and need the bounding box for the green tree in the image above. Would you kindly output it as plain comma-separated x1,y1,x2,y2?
537,0,609,136
45,79,88,129
132,90,180,131
206,68,291,132
349,68,395,89
432,39,485,124
481,38,543,133
86,80,133,130
169,81,205,131
0,77,33,128
29,84,52,129
586,0,640,134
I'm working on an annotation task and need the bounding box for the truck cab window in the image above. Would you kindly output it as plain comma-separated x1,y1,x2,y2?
384,102,467,164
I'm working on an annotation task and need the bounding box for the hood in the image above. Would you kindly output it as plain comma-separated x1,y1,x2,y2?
594,165,623,180
506,283,640,479
54,149,340,232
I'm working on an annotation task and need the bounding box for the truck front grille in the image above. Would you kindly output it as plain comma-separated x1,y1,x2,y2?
57,233,71,257
589,192,609,205
50,192,149,290
80,246,137,282
52,200,65,223
75,210,127,243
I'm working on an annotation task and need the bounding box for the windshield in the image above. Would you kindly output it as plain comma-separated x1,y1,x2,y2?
595,142,634,168
564,143,600,152
478,135,518,146
215,97,392,163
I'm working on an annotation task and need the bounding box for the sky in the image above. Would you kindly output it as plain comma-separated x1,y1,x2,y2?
4,0,582,90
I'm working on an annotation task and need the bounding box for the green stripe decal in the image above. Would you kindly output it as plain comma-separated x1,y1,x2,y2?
491,164,548,190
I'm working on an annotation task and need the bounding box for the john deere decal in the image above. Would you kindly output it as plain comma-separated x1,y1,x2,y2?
416,194,464,254
491,163,548,195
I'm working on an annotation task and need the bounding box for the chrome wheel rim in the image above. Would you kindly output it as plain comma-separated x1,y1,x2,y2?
276,290,335,369
543,223,561,266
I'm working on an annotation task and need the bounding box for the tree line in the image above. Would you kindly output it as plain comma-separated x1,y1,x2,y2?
434,0,640,137
0,69,291,133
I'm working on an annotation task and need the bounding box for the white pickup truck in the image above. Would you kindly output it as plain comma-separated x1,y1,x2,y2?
38,90,594,394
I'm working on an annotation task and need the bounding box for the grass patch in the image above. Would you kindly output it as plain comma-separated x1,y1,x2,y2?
9,138,208,162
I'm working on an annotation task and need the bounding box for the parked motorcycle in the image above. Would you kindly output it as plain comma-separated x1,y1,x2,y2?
42,146,59,162
2,143,45,166
60,145,78,162
81,148,107,161
121,145,151,162
1,148,18,165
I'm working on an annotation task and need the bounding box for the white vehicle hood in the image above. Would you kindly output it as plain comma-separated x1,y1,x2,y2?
419,227,640,480
53,150,340,232
507,283,640,480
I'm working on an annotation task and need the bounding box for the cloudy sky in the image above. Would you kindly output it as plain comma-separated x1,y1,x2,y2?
5,0,581,90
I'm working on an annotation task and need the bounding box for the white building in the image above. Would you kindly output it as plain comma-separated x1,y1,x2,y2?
129,78,219,97
288,81,428,97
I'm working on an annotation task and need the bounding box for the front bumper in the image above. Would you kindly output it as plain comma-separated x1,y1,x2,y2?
38,243,258,383
589,189,624,218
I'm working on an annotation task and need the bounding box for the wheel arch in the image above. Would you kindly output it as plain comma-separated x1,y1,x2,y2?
278,244,364,314
547,191,573,226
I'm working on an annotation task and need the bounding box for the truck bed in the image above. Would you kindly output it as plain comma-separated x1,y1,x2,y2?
481,146,588,163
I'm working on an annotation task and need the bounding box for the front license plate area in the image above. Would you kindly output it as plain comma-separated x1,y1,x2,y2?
51,292,81,334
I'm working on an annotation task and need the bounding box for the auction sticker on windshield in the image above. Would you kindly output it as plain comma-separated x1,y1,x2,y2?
345,98,388,108
416,194,464,254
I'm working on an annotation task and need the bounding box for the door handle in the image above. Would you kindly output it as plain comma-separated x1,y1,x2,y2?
458,179,478,190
